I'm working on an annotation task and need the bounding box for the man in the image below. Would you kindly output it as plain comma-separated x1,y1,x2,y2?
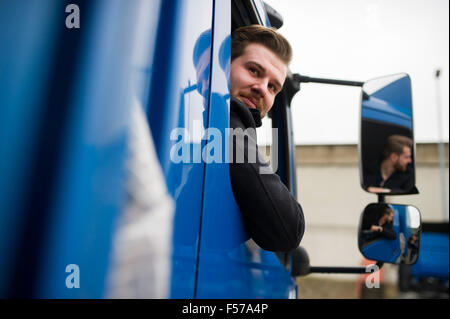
404,233,419,263
369,205,396,240
366,135,416,194
229,25,304,252
361,204,396,242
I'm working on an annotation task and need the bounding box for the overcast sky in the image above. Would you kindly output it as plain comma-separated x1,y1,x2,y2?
263,0,449,145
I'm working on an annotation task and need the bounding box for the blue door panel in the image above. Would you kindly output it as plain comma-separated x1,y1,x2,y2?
149,0,214,298
0,1,63,296
1,0,164,298
195,0,296,298
0,0,297,298
35,0,155,298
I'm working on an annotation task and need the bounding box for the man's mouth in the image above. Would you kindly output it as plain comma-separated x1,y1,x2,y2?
240,95,258,109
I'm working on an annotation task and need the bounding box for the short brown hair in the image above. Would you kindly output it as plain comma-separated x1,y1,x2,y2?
382,207,394,217
231,25,292,65
383,135,413,159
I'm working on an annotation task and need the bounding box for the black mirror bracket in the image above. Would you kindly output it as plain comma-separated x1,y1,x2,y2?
285,73,363,108
309,261,384,275
295,74,364,87
291,246,384,277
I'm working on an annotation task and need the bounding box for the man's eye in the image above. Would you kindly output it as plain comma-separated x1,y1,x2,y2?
249,67,258,75
268,84,277,92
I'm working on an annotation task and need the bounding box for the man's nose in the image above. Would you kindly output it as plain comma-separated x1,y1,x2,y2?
251,80,268,98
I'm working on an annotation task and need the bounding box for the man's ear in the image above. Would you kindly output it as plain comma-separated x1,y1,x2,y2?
389,153,399,162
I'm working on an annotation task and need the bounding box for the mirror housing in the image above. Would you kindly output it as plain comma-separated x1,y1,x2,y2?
358,203,421,264
291,246,311,277
263,2,283,29
360,73,419,195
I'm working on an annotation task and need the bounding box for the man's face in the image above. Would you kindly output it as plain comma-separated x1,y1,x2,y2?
381,211,394,224
393,146,412,172
230,43,287,118
387,212,394,223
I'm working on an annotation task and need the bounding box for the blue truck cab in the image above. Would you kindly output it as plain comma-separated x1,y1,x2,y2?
0,0,433,299
148,0,300,298
0,0,300,298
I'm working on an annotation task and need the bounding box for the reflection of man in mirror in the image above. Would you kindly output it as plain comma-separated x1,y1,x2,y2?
366,135,415,194
404,233,419,263
189,30,229,144
193,29,230,104
362,204,396,241
370,205,396,240
193,29,212,105
229,25,305,252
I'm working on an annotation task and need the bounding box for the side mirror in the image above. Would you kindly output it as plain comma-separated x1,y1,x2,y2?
358,203,421,264
360,73,419,195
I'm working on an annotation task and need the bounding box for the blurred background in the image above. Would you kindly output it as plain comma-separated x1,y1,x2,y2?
264,0,449,145
261,0,449,298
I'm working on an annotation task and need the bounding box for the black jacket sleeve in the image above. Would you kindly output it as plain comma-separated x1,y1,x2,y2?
380,222,396,240
384,165,419,195
229,97,305,252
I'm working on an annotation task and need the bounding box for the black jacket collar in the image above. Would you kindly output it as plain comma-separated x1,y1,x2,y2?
230,96,262,128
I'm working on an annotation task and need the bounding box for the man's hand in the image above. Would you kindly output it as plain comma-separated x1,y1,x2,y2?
367,186,391,193
370,225,382,232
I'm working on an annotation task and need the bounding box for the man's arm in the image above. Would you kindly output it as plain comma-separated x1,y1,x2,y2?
380,223,396,240
229,115,305,252
385,165,418,194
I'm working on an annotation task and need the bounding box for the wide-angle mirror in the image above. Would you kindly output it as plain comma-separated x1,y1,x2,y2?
360,73,418,195
358,203,421,264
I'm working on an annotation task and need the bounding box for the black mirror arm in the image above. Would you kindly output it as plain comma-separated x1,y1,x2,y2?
308,261,384,275
291,246,384,276
295,74,364,87
283,74,364,107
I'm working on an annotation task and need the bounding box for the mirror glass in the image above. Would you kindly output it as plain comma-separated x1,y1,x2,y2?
360,73,418,195
359,203,421,264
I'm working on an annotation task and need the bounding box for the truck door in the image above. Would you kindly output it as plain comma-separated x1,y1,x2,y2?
0,0,166,298
195,0,298,298
145,0,215,298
